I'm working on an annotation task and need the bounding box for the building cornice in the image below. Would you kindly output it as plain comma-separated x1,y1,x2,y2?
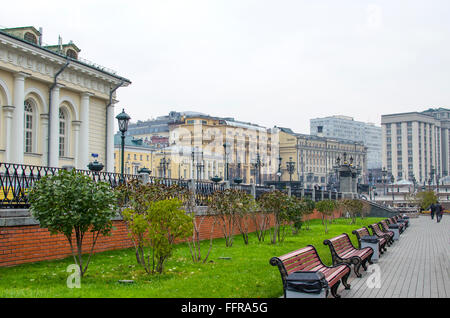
0,31,131,98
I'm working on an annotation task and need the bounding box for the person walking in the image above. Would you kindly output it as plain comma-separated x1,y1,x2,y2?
430,202,436,220
436,202,444,223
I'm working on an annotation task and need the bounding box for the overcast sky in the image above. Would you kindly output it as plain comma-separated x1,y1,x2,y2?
2,0,450,133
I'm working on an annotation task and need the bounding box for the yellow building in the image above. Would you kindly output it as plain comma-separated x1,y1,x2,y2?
168,113,278,184
122,111,279,183
0,26,131,171
278,127,367,189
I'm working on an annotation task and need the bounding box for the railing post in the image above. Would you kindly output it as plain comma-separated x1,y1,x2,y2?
321,189,324,201
251,184,256,198
328,190,331,199
301,187,305,198
312,187,316,201
286,185,291,197
224,181,230,189
189,179,196,206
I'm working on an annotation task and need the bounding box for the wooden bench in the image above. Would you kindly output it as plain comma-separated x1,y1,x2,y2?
394,214,409,228
379,220,397,241
270,245,351,298
388,217,405,233
323,233,374,278
369,223,394,246
352,226,387,255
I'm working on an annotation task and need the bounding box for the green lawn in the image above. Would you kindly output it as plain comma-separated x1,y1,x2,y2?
0,217,383,298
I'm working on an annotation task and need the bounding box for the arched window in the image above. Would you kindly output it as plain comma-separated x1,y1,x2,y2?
24,100,34,153
66,49,77,59
24,32,37,44
59,109,67,157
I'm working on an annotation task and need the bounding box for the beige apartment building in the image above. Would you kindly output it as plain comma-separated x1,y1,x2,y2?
278,127,367,189
124,111,278,183
0,26,130,171
381,108,450,184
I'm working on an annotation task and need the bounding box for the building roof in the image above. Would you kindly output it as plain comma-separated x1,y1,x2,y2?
0,27,131,84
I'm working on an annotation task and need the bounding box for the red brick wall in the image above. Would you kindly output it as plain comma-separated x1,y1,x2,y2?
0,209,341,267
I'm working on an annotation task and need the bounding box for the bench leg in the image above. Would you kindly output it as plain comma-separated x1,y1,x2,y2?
330,281,341,298
354,262,362,278
342,270,351,290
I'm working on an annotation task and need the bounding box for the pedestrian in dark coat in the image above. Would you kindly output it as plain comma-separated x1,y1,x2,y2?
430,202,436,220
436,202,444,223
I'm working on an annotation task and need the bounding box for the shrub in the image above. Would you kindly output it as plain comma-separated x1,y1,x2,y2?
29,169,118,277
118,179,194,273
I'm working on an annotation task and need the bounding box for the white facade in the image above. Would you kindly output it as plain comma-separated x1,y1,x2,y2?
310,115,382,169
381,109,450,184
0,27,131,171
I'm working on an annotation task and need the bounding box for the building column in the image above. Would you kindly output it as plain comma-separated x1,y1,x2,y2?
72,120,81,169
40,113,49,165
12,72,29,164
48,84,63,167
79,92,93,170
2,106,15,162
106,103,115,172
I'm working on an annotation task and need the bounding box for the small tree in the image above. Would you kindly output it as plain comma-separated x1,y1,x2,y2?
339,199,363,224
415,190,438,211
29,169,118,278
315,199,337,233
207,189,255,247
258,190,291,244
145,199,193,274
285,196,304,235
301,198,315,230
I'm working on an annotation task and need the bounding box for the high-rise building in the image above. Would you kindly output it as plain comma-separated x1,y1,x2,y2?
381,108,450,184
310,115,382,169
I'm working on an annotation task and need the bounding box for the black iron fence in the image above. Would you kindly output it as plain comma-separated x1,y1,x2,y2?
0,162,345,209
0,162,138,209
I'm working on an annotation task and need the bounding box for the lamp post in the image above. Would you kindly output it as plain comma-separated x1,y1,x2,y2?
116,109,130,184
382,167,387,195
277,156,282,182
286,156,295,182
252,153,263,185
390,174,395,204
223,143,229,181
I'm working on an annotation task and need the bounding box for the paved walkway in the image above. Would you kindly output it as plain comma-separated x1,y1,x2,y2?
338,214,449,298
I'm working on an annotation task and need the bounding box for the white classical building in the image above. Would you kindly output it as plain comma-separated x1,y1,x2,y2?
0,26,131,171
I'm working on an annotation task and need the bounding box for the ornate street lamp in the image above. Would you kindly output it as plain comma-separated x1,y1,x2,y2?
116,108,130,183
223,143,229,181
390,174,395,203
252,153,263,185
286,157,295,182
381,167,388,195
277,156,282,182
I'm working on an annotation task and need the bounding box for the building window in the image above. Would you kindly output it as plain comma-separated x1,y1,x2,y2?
24,32,37,44
59,109,67,157
66,49,78,59
24,100,34,153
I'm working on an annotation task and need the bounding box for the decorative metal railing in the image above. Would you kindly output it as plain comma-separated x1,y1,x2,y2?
0,162,346,209
0,162,138,209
